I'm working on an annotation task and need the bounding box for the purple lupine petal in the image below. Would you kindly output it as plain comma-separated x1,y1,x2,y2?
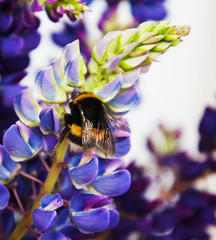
71,208,110,233
122,68,140,88
39,106,62,134
1,55,29,76
97,135,130,159
68,153,82,167
39,231,70,240
33,209,57,232
40,193,63,211
0,12,13,32
69,193,110,212
107,85,139,113
30,0,43,11
107,209,119,229
91,170,131,196
98,158,124,176
92,31,122,64
0,183,10,210
64,55,84,87
113,136,131,158
93,73,122,102
69,157,98,188
102,54,123,73
14,88,43,127
1,85,26,107
1,36,24,57
52,58,73,93
1,71,27,85
35,66,67,103
0,145,20,182
3,122,43,161
92,197,113,209
62,40,80,65
21,31,41,52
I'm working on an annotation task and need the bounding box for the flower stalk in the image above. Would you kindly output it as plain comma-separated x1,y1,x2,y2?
8,138,68,240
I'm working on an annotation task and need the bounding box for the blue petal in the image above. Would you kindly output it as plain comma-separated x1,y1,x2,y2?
114,136,131,158
33,209,57,232
0,12,12,32
69,193,109,212
62,40,80,64
21,31,41,52
98,158,124,175
122,68,140,88
14,88,42,126
40,193,63,211
108,209,119,229
1,85,26,106
93,73,122,102
3,125,35,160
1,36,24,57
39,106,62,134
107,85,139,113
39,231,69,240
91,170,131,196
71,208,110,233
0,145,18,177
3,122,43,161
0,183,10,210
35,66,67,103
69,157,98,188
64,55,84,87
68,153,82,167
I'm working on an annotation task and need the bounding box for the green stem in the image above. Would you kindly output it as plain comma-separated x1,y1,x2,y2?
8,139,68,240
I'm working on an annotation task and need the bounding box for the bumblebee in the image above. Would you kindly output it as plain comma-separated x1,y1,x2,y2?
60,92,128,157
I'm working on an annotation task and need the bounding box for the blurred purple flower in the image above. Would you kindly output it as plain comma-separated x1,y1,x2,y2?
198,106,216,153
0,0,40,142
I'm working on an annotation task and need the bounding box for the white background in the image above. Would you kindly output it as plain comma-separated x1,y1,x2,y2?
26,0,216,164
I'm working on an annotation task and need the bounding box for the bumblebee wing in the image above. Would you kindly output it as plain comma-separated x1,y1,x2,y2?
95,118,115,156
106,113,130,131
79,108,96,151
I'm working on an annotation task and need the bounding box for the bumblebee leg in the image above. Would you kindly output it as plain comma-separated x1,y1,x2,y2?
52,125,70,158
64,113,73,125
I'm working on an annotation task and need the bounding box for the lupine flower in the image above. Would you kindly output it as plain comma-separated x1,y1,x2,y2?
30,0,89,22
3,121,43,162
33,193,63,232
198,106,216,153
53,0,167,62
69,193,119,234
90,158,131,197
1,21,189,240
0,0,40,142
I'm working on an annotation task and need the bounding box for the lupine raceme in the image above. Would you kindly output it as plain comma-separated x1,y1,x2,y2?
0,21,190,240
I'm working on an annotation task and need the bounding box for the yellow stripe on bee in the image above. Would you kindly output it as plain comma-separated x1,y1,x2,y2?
71,124,82,137
74,92,100,103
